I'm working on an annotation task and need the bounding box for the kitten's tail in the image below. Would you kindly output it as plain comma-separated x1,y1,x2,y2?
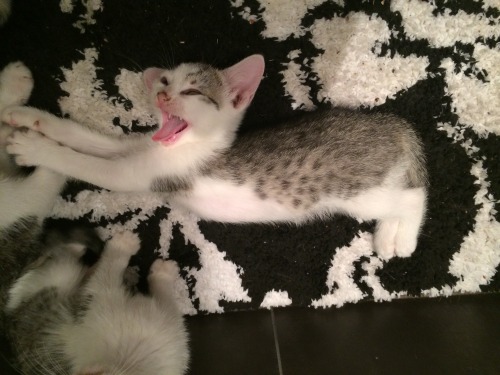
0,0,11,25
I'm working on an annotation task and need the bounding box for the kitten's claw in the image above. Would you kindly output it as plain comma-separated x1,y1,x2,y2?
149,259,179,282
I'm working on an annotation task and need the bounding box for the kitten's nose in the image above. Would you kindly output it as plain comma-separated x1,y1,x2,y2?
157,91,171,103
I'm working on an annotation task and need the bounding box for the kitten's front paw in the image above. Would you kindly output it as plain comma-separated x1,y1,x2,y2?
149,259,179,282
0,62,33,107
106,231,141,256
6,130,57,167
1,106,48,132
374,219,418,260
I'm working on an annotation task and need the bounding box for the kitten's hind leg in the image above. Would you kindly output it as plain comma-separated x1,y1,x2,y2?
86,231,141,290
6,247,86,311
7,224,103,311
148,259,181,310
2,106,129,158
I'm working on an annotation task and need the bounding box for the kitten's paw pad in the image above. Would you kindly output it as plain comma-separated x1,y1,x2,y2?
0,62,33,106
6,130,51,166
150,259,179,281
1,106,46,131
106,231,141,256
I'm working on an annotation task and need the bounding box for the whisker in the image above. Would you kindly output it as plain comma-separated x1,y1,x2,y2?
111,51,144,73
0,344,23,375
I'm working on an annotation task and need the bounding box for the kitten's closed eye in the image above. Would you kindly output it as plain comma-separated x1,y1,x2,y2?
181,88,202,96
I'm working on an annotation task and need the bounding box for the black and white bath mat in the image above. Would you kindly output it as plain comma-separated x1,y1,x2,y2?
0,0,499,314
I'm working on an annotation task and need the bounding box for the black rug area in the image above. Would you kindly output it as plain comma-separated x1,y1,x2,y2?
1,0,499,314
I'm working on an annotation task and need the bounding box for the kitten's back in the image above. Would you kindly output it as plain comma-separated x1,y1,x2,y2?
210,108,426,206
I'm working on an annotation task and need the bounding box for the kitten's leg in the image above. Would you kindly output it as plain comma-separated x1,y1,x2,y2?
394,187,426,258
0,168,66,228
2,106,131,158
148,259,181,310
6,251,86,311
85,231,141,291
6,130,154,191
7,224,101,312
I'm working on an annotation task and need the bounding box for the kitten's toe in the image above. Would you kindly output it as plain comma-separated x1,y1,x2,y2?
394,235,417,258
373,219,398,260
374,240,396,260
394,221,419,258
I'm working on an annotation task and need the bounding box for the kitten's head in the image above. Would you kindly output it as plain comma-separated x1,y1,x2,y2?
143,54,265,149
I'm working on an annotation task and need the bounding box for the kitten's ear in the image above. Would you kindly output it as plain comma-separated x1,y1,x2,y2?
143,68,164,91
222,55,265,110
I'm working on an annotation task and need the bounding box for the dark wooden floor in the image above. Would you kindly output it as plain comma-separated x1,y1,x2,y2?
1,293,499,374
187,293,500,375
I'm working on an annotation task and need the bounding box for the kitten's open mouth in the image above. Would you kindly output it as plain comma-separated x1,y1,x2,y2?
152,112,189,144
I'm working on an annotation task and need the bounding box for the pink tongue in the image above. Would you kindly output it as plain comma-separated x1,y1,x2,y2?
152,114,187,143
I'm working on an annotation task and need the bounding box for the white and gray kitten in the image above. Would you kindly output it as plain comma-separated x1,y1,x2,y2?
3,54,427,260
0,62,189,375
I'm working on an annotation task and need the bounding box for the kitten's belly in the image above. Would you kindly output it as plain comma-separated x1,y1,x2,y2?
174,177,422,223
174,177,302,223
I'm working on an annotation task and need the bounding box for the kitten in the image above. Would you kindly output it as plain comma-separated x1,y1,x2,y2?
3,54,427,260
0,62,189,375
